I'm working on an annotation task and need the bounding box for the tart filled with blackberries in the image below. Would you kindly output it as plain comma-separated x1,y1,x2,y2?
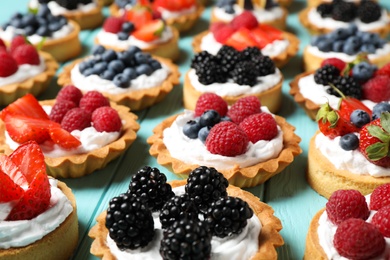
89,165,284,259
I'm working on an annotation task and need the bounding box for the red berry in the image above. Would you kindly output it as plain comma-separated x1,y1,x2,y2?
9,35,27,54
370,183,390,210
61,108,91,132
0,155,26,203
0,52,18,77
334,218,385,260
12,44,40,65
227,96,261,124
372,205,390,238
321,58,346,72
210,22,226,35
133,19,165,42
79,91,110,114
326,189,370,225
205,121,249,156
0,93,49,121
375,62,390,77
49,100,77,124
362,75,390,102
91,106,122,132
56,85,83,106
231,11,258,30
239,112,278,143
213,24,236,44
49,124,81,149
103,16,124,34
195,93,228,117
0,38,6,49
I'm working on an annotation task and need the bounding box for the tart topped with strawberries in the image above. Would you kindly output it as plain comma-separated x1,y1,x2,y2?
0,87,140,178
148,93,301,188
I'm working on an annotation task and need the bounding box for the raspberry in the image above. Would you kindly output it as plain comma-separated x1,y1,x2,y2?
9,35,26,54
239,112,278,143
12,44,40,65
362,75,390,103
326,189,369,225
0,52,18,77
91,106,122,132
370,183,390,210
375,63,390,77
320,58,346,72
61,107,91,132
56,85,83,106
334,218,385,260
102,16,124,34
205,121,249,156
227,96,261,124
213,24,236,44
79,91,110,114
195,93,228,117
210,22,226,35
372,205,390,238
231,11,258,30
49,100,77,124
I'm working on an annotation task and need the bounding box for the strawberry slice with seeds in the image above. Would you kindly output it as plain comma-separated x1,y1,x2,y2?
0,93,49,121
249,27,273,49
132,19,165,42
124,5,154,30
257,24,282,41
49,124,81,149
0,170,25,203
0,154,27,188
225,28,257,51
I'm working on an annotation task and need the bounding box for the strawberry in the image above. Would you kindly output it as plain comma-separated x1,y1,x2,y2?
338,96,372,122
213,24,236,44
0,93,49,121
225,28,257,51
61,107,91,132
257,24,282,41
321,58,347,72
227,96,261,124
210,22,226,35
362,75,390,102
132,19,165,42
370,183,390,210
0,154,27,187
231,11,258,30
124,5,154,30
91,106,122,132
0,155,26,202
372,205,390,238
239,112,278,143
9,35,27,54
194,93,228,117
56,85,83,106
0,38,6,49
153,0,195,11
103,16,124,34
79,90,110,114
359,112,390,167
0,52,18,77
12,44,40,65
49,124,81,149
249,27,273,49
375,63,390,77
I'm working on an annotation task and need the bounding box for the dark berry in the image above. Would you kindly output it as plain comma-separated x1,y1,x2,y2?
108,60,125,73
215,45,243,74
102,49,117,62
241,46,263,61
92,45,106,55
183,119,202,139
196,60,227,85
358,1,382,23
191,51,216,71
253,55,275,76
350,109,371,128
317,3,333,17
352,62,377,82
136,64,153,76
327,76,361,99
372,102,390,120
123,67,138,80
199,110,221,127
314,65,340,85
230,60,258,86
198,126,211,143
332,1,356,22
339,133,359,151
113,73,131,88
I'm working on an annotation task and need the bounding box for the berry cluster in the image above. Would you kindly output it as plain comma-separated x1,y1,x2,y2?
114,0,137,8
78,45,162,88
216,0,277,14
102,17,135,41
325,184,390,259
191,46,276,86
38,0,92,9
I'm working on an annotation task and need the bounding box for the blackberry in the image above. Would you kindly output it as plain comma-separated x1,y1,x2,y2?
196,60,227,85
358,1,382,23
191,51,216,71
206,196,253,238
314,64,340,85
230,60,258,86
253,55,276,76
160,218,212,260
55,0,78,10
105,193,154,250
332,1,356,22
241,47,263,62
327,76,362,99
159,194,200,229
185,166,229,213
317,3,333,17
215,45,243,74
127,166,174,212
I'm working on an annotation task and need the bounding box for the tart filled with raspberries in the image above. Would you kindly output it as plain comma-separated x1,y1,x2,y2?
192,11,299,68
185,46,284,114
305,185,390,259
299,0,390,37
89,165,284,259
0,36,58,106
290,57,390,120
57,45,180,111
0,87,140,178
95,5,180,61
148,93,301,188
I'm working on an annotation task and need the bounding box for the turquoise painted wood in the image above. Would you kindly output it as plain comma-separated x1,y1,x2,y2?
1,1,389,259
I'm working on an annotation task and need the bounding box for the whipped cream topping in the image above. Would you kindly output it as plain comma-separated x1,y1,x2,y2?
308,8,390,32
0,56,46,87
29,0,97,15
213,5,285,23
156,5,197,19
163,108,284,170
0,179,73,249
200,32,289,57
106,185,262,260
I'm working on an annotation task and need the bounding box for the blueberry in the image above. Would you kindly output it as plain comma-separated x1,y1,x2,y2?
352,62,377,82
135,52,151,64
113,73,131,88
100,69,116,80
360,44,376,54
102,50,117,62
108,60,125,73
82,67,95,77
37,4,51,17
317,40,332,52
119,51,136,66
339,133,359,151
10,19,23,29
360,32,378,44
149,60,162,70
36,25,51,36
198,126,211,143
24,26,36,36
49,22,62,33
332,28,350,40
93,61,108,74
121,22,135,33
183,120,202,139
343,36,361,55
92,45,106,55
332,41,344,52
310,36,322,46
11,12,23,20
22,14,37,28
372,102,390,119
221,116,232,122
117,31,129,41
127,45,141,56
58,17,67,27
199,110,221,127
350,109,371,128
123,67,138,80
345,24,358,36
223,5,235,14
135,64,153,76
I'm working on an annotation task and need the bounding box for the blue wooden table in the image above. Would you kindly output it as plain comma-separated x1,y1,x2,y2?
1,1,389,259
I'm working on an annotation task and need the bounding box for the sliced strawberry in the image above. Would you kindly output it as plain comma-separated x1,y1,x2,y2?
49,124,82,149
225,28,257,51
132,19,165,42
338,97,372,121
257,24,283,41
0,93,49,121
0,154,27,188
0,170,25,203
153,0,195,11
124,5,154,30
213,25,236,44
249,27,273,49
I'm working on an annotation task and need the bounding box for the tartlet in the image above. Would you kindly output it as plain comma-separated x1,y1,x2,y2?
307,0,377,7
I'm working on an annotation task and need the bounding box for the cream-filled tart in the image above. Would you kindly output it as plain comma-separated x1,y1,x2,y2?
307,0,376,7
57,45,180,111
89,165,284,259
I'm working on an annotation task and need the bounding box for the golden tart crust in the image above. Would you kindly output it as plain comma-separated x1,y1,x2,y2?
307,131,390,199
147,114,302,188
57,56,180,111
0,51,58,106
89,180,284,260
60,1,104,30
191,30,300,68
0,101,140,178
304,208,328,260
0,180,78,260
276,0,293,7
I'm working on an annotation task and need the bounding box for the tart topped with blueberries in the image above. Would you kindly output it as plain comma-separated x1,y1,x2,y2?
57,45,180,111
89,165,284,259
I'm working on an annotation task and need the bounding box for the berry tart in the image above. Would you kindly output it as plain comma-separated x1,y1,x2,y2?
0,141,78,260
211,0,288,30
0,89,140,178
303,25,390,72
305,186,390,259
89,165,284,259
57,45,180,111
307,101,390,198
147,93,301,188
307,0,376,8
95,7,180,61
29,0,104,30
184,46,284,114
0,37,58,106
0,4,82,62
192,11,299,68
299,0,390,37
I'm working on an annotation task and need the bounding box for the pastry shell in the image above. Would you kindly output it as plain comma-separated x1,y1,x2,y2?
304,208,328,260
89,180,284,260
0,101,140,178
307,0,377,7
147,114,302,188
57,56,181,111
60,2,104,30
0,51,58,106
